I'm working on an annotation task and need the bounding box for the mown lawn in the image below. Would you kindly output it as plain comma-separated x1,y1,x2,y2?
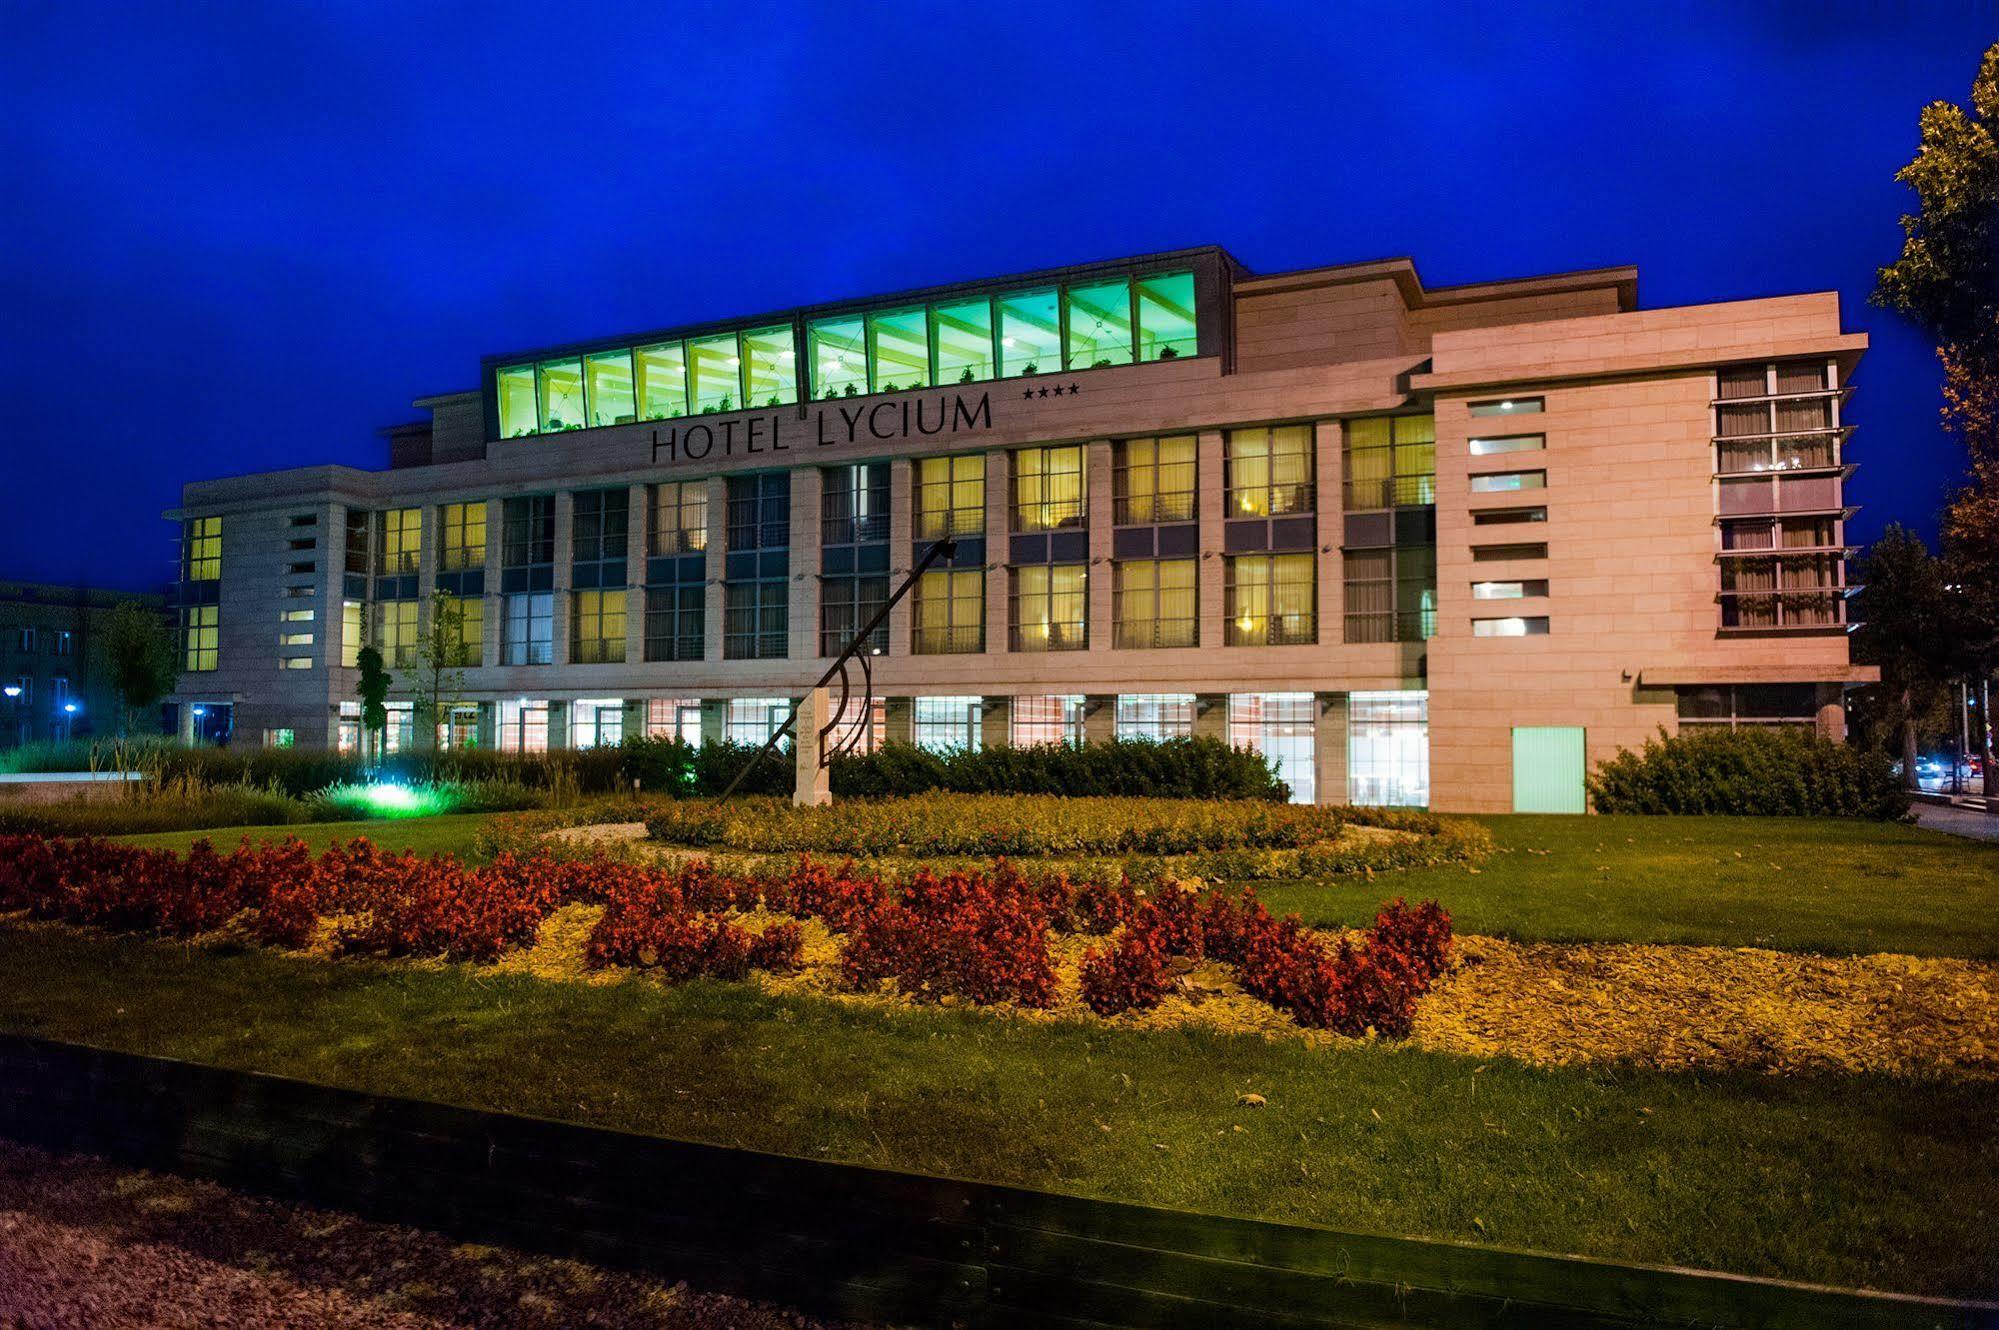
0,923,1989,1298
1256,814,1999,959
117,812,501,860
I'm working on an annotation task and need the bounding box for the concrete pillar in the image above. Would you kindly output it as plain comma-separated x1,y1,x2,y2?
547,700,570,750
1815,683,1845,743
621,698,647,747
703,476,728,665
1086,440,1113,652
700,698,726,746
984,449,1009,655
625,483,648,666
884,696,913,745
793,686,831,806
1313,420,1344,645
1084,693,1117,744
476,700,497,751
788,466,822,661
551,491,574,669
1315,692,1350,807
1193,693,1227,740
981,695,1011,750
888,458,914,654
1196,429,1225,649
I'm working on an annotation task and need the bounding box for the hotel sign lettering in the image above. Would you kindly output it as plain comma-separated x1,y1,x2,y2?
650,389,995,466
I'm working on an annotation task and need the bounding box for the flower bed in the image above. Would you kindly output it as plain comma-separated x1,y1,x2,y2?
0,833,1450,1037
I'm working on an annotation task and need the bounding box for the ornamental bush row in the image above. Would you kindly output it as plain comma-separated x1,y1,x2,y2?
1589,727,1910,820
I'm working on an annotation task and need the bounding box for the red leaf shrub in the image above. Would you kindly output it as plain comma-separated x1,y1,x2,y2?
1078,927,1169,1016
747,920,804,973
839,866,1056,1007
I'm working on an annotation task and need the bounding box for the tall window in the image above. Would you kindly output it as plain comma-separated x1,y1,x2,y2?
915,455,986,540
726,472,790,552
724,473,789,660
182,516,222,581
913,696,982,752
572,589,628,663
378,508,421,576
182,604,219,671
1065,279,1133,369
1010,695,1085,747
1114,559,1196,649
1136,272,1198,361
439,502,486,572
1714,360,1846,632
571,489,630,567
440,594,483,667
1226,425,1314,518
1010,564,1086,651
1116,694,1194,741
1343,510,1437,644
502,592,553,665
1348,691,1428,808
646,582,706,662
724,580,787,659
1226,553,1315,646
503,496,555,568
1343,416,1436,509
822,463,890,545
1229,693,1317,804
822,575,888,657
821,462,890,657
1114,436,1197,525
649,481,708,556
341,600,363,668
376,599,418,668
1012,445,1086,531
913,569,983,654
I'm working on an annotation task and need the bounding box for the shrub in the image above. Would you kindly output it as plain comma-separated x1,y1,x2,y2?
1589,727,1909,820
839,866,1057,1007
1079,928,1170,1016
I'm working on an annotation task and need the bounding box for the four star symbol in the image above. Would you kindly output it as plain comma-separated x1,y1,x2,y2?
1022,383,1082,400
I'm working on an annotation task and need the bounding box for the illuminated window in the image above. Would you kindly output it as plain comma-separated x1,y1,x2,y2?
1010,564,1086,651
868,307,930,393
341,600,362,667
687,333,740,414
1114,435,1196,525
1344,509,1435,644
741,326,797,408
1472,580,1548,600
998,289,1061,377
1116,694,1194,741
537,358,585,432
572,589,628,664
1343,416,1435,509
182,516,222,582
635,343,689,421
645,698,705,745
1469,471,1546,494
1227,425,1315,517
1012,445,1085,532
1469,397,1543,418
822,462,890,546
1473,615,1551,637
913,696,982,752
1348,691,1428,807
821,574,889,657
497,365,537,438
441,594,483,667
376,599,418,668
378,508,421,576
1229,693,1316,804
1114,558,1196,648
182,605,218,672
1135,271,1198,361
502,592,553,666
571,698,625,748
933,297,994,385
1226,553,1315,646
913,569,984,654
1010,695,1085,747
726,697,792,747
1469,434,1545,457
824,697,887,756
1065,279,1133,369
809,317,868,399
439,502,486,572
585,350,636,427
497,699,549,753
648,481,709,556
914,455,985,540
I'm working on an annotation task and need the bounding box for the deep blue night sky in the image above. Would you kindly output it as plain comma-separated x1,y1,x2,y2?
2,3,1991,592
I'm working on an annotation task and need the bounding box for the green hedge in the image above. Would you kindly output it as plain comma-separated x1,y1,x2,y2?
620,736,1286,801
1589,727,1910,820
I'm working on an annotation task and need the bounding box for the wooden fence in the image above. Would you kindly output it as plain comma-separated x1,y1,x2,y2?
0,1035,1988,1330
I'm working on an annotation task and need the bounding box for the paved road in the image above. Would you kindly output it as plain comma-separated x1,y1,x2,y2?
1913,802,1999,843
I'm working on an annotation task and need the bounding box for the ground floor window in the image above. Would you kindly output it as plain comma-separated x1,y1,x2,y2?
1117,693,1195,741
1675,683,1819,730
825,696,887,756
382,701,415,755
727,697,792,747
264,728,295,749
337,701,360,755
497,699,550,753
913,696,982,752
646,697,704,744
1229,692,1316,804
1010,694,1086,746
571,698,624,748
1348,690,1428,808
437,704,480,750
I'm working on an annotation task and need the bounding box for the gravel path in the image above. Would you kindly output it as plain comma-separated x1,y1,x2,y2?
0,1140,869,1330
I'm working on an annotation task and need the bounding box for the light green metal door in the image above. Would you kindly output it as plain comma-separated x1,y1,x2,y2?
1512,727,1587,813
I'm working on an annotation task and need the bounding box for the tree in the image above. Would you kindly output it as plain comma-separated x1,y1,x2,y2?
102,601,178,737
1851,527,1959,784
408,590,471,752
356,645,391,763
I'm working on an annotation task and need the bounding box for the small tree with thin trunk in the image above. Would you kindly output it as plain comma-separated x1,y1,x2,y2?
103,601,178,737
356,646,391,764
409,589,471,752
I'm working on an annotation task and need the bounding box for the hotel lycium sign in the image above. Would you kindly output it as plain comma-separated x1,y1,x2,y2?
650,389,998,466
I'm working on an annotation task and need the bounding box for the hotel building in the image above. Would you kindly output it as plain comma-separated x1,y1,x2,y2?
166,247,1874,812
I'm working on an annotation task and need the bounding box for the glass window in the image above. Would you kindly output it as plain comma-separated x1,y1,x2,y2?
726,472,790,551
1229,693,1316,804
646,698,705,745
183,516,223,581
687,333,740,414
1226,553,1315,646
1343,416,1436,508
1136,271,1198,362
585,350,637,427
913,568,983,654
1473,542,1548,562
182,605,219,672
503,497,555,567
644,583,706,662
1469,434,1545,456
809,316,868,399
825,697,887,756
378,508,421,576
1473,507,1547,526
1473,616,1551,637
1348,691,1428,807
572,589,628,664
497,699,550,754
727,697,792,747
913,696,982,753
635,342,689,421
1472,580,1548,600
998,288,1061,377
570,698,625,748
572,489,630,567
341,600,363,668
1228,425,1314,517
914,454,986,540
376,599,418,668
822,462,890,545
1065,278,1133,370
821,574,890,657
724,578,788,659
741,325,797,408
441,594,483,667
1469,397,1543,418
502,591,553,665
1010,695,1085,747
1013,445,1086,531
497,365,538,438
1011,563,1087,652
1114,435,1197,525
649,481,709,556
537,358,585,432
1469,471,1546,493
933,297,994,385
1114,558,1197,649
439,502,486,572
1116,694,1194,741
868,307,930,393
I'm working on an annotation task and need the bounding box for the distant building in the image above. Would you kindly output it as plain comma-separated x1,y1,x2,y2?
0,582,169,747
165,246,1875,809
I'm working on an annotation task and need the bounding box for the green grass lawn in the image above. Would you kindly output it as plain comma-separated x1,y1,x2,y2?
0,923,1988,1298
1256,814,1999,959
116,812,502,859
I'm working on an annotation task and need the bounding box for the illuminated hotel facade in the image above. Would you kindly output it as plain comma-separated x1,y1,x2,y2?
167,247,1874,812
